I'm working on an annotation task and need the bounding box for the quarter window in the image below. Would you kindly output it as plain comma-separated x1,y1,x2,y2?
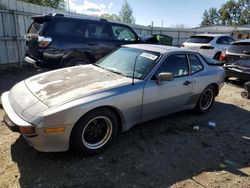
157,54,189,77
188,54,203,74
217,36,233,45
111,25,136,41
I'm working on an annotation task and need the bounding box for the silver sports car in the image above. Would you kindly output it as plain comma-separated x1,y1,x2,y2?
1,44,225,154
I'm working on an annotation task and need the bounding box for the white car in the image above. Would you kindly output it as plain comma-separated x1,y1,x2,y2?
181,34,234,59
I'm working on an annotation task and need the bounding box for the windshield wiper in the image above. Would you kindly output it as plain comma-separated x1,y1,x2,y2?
93,64,101,68
106,68,129,77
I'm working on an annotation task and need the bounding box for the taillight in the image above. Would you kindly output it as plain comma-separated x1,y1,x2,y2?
200,46,214,50
220,51,226,61
38,36,52,48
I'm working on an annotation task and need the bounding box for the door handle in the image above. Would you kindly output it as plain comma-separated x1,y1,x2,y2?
183,80,192,86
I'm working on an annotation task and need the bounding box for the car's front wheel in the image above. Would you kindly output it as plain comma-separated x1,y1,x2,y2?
70,108,119,155
195,85,216,114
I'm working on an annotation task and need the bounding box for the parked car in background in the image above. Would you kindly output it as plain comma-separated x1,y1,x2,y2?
2,44,225,155
24,13,140,68
224,39,250,81
181,34,234,59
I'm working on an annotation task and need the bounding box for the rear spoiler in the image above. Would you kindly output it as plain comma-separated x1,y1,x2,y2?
31,15,52,23
31,13,64,23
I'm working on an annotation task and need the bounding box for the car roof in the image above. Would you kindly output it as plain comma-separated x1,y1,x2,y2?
234,39,250,44
193,33,231,37
123,44,196,54
32,13,109,23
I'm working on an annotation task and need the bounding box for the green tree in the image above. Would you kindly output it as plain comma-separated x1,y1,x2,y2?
201,9,210,26
201,8,219,27
100,13,121,22
202,0,250,26
18,0,65,9
218,0,239,25
238,0,250,25
119,0,135,23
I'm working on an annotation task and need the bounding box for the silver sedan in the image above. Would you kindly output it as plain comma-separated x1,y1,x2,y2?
1,44,225,155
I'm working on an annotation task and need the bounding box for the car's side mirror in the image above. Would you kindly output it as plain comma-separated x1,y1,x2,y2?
157,72,174,85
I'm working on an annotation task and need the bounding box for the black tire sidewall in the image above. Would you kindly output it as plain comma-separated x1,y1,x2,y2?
195,85,216,114
70,108,119,155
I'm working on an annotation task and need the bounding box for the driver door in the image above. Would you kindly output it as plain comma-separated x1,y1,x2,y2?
141,53,193,121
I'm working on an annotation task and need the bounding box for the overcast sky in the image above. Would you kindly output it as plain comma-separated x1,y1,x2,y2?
67,0,229,27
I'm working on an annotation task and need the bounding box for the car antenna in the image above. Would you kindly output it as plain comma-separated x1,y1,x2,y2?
132,55,138,85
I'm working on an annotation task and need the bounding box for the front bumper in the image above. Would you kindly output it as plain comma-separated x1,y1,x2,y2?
1,92,73,152
24,56,44,67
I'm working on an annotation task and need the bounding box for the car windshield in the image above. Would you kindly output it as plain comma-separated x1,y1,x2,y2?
95,48,161,79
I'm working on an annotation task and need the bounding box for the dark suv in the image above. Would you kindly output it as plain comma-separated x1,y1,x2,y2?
224,39,250,81
24,14,140,68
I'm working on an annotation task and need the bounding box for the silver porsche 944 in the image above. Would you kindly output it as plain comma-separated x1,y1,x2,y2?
1,44,225,154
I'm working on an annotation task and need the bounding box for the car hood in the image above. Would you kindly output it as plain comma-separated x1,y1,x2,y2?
25,65,132,107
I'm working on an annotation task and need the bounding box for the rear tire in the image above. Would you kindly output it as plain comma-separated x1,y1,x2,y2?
70,108,119,155
195,85,216,114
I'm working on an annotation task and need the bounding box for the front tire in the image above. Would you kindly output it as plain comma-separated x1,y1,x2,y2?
195,85,216,114
70,108,119,155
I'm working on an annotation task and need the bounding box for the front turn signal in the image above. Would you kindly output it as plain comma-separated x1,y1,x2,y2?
44,127,65,133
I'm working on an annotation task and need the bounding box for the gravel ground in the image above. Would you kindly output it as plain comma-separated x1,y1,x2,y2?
0,67,250,188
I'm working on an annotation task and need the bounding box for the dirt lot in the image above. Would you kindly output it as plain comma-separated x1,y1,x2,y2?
0,67,250,188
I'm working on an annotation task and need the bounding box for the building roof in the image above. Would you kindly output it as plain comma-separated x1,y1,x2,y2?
192,25,250,33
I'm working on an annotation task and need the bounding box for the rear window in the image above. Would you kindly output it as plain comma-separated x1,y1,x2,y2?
186,36,214,44
227,42,250,54
28,21,43,34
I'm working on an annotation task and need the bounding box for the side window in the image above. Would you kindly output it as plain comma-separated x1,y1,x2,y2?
53,21,76,35
46,19,85,37
217,36,231,45
216,37,225,44
188,54,203,74
157,54,189,77
111,25,136,41
227,37,234,44
85,23,110,39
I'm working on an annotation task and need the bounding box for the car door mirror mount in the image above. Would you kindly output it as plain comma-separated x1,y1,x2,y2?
157,72,174,85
